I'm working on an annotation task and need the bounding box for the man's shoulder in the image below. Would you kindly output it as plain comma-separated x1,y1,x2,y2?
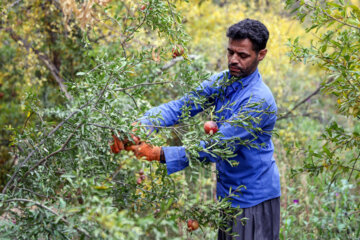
246,80,277,111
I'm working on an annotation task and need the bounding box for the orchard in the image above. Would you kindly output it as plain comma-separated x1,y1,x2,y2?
0,0,359,239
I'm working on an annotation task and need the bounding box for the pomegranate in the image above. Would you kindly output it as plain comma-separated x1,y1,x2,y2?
172,45,184,58
187,219,199,231
204,121,218,135
136,177,142,185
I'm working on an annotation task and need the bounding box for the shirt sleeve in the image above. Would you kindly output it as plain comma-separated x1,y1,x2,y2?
162,141,220,175
161,100,272,175
137,76,223,175
153,96,275,175
197,97,277,160
138,78,220,129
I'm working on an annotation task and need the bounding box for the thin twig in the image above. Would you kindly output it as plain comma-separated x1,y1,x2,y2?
348,152,360,181
18,188,56,199
87,123,115,130
166,0,178,30
2,104,89,194
3,198,90,238
9,0,22,8
160,55,198,71
22,111,33,133
3,27,73,100
121,2,150,46
321,8,360,30
302,3,360,30
140,124,194,130
110,165,123,180
2,0,22,14
346,210,360,216
278,78,333,121
115,81,173,91
123,91,139,109
277,86,321,120
86,61,114,75
91,73,115,109
331,163,360,172
102,12,128,58
22,122,84,178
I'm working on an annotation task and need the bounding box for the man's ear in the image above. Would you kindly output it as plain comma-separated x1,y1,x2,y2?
258,49,267,61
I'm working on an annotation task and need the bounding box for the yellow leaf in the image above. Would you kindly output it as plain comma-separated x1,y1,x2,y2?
94,185,109,190
322,160,329,169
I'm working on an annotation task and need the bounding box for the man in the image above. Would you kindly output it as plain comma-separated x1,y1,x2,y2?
121,19,281,239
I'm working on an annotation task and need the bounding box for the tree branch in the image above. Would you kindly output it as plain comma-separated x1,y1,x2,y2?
302,2,360,30
166,0,178,30
277,85,322,121
1,104,88,194
321,7,360,30
22,122,83,179
6,0,22,10
161,54,198,71
18,188,57,199
278,78,333,121
87,123,115,130
3,27,73,101
3,71,121,192
114,81,173,91
3,198,90,238
348,151,360,181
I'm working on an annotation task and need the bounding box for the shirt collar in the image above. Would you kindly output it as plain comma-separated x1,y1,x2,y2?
225,68,260,96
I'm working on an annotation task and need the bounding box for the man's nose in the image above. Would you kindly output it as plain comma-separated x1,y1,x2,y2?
229,54,239,64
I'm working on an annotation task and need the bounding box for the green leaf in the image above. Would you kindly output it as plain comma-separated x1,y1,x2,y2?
327,2,342,9
76,72,86,76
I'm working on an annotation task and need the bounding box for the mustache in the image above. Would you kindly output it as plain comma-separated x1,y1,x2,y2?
228,64,243,71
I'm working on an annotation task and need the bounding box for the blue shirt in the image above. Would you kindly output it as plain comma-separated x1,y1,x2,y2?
139,69,281,208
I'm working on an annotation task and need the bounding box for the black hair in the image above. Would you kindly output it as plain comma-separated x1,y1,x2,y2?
226,18,269,53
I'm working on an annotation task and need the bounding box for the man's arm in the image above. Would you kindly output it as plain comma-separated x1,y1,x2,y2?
138,76,222,130
163,97,277,175
121,74,225,165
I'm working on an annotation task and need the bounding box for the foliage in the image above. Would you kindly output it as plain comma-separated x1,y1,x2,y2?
281,177,359,239
274,115,360,239
285,0,360,183
0,0,90,172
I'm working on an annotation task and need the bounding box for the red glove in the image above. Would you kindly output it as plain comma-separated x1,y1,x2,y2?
123,134,141,146
110,134,125,154
125,142,162,161
109,122,142,155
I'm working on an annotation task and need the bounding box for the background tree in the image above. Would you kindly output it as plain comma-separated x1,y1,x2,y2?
286,0,360,180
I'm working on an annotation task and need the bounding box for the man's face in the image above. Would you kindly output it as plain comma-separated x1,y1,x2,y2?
227,38,267,78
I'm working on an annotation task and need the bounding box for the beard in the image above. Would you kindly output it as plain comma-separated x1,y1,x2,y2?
228,58,259,78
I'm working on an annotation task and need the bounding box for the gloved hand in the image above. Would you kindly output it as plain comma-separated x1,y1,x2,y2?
129,122,141,144
110,133,141,154
125,142,163,161
110,134,124,154
109,121,141,154
110,122,157,157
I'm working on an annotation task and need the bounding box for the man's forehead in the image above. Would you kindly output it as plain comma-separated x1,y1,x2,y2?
228,38,254,53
